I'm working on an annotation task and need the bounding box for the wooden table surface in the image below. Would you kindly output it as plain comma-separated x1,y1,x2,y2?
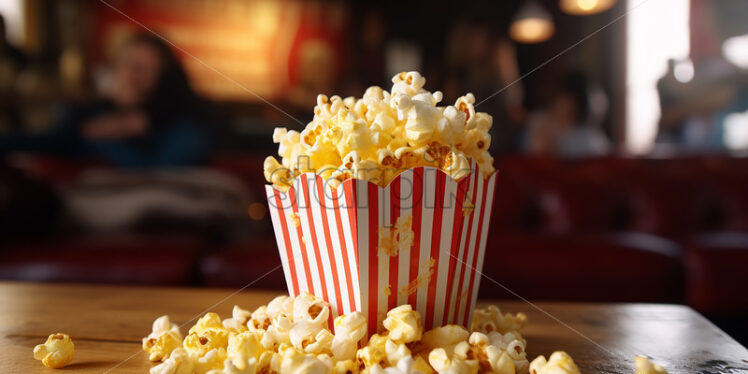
0,282,746,373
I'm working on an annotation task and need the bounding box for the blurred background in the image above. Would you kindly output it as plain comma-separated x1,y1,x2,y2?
0,0,747,343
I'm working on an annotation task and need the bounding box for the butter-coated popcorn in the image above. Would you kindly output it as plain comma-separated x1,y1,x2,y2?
385,339,413,366
334,311,368,343
333,359,360,374
413,355,436,374
195,348,227,374
452,333,515,374
635,356,668,374
151,348,195,374
331,311,368,360
212,351,279,374
383,305,423,344
358,344,387,371
529,351,580,374
223,306,252,333
184,329,229,358
290,320,334,354
264,71,495,190
190,313,226,335
261,312,293,350
135,296,591,374
293,292,330,326
143,315,183,362
420,325,470,354
248,306,271,331
486,331,528,372
428,348,479,374
331,336,358,362
372,356,426,374
266,295,295,319
33,333,74,369
471,306,527,335
278,345,333,374
227,331,263,370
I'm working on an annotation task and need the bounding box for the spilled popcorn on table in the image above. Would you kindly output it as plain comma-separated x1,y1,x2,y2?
33,333,75,369
141,292,582,374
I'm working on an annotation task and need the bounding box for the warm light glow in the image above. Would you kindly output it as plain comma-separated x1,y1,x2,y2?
673,59,694,83
560,0,616,15
626,0,690,154
723,34,748,69
510,1,555,44
510,18,555,44
579,0,599,11
248,202,267,221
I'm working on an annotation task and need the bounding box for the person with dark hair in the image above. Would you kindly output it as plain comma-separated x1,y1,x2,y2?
0,33,211,168
525,70,610,158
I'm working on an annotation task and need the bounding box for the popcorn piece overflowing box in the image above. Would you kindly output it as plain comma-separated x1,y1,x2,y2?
264,72,498,333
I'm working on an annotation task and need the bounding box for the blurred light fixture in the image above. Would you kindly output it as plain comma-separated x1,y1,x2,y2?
722,34,748,69
673,59,694,82
560,0,616,15
725,110,748,152
0,0,25,45
509,1,555,44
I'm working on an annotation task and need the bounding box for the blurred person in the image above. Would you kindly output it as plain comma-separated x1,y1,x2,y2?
525,71,611,158
0,33,211,167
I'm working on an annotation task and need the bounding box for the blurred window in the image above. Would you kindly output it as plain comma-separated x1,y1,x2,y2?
626,0,690,153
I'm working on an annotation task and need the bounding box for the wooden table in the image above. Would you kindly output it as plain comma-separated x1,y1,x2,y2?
0,282,745,373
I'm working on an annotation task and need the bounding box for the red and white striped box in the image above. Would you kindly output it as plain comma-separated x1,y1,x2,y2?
266,161,497,334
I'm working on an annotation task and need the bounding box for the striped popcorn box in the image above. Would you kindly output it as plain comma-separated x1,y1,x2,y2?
266,161,497,334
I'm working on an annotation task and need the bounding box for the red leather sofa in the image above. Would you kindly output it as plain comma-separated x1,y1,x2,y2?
1,154,747,321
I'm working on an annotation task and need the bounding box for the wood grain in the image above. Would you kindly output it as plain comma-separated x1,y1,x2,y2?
0,282,745,373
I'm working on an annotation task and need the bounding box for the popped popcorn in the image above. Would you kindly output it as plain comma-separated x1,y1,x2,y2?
486,331,528,372
330,312,367,361
278,345,333,374
293,292,330,326
227,331,263,370
452,332,516,374
190,313,226,335
357,334,388,370
222,306,252,333
529,351,581,374
419,325,470,354
383,305,423,344
33,333,74,369
471,306,527,335
134,293,588,374
264,72,495,191
183,329,229,358
143,315,183,362
267,295,295,319
194,348,228,374
150,348,194,374
260,312,293,350
428,347,479,374
372,355,425,374
635,356,668,374
248,306,271,332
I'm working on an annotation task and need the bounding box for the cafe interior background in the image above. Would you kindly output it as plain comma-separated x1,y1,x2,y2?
0,0,747,344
